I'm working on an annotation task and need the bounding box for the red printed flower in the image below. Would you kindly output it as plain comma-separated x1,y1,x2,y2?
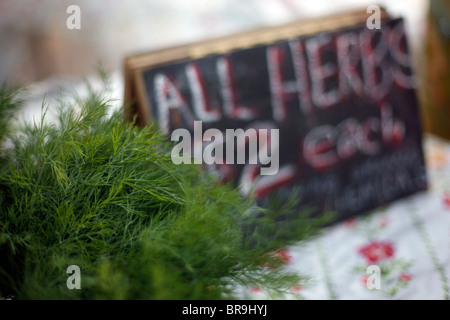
261,249,292,269
399,273,412,282
443,193,450,209
358,241,394,264
275,250,292,265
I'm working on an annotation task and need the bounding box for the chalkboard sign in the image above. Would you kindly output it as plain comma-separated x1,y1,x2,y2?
124,11,427,224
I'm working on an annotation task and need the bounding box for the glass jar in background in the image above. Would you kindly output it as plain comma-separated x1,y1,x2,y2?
422,0,450,140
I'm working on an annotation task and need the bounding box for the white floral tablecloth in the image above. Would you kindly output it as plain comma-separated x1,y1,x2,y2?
238,134,450,300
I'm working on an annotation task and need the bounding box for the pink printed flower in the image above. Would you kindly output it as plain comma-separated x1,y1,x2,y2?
345,218,357,229
358,241,394,264
379,217,389,228
250,287,262,294
291,285,303,294
360,276,369,287
399,273,412,282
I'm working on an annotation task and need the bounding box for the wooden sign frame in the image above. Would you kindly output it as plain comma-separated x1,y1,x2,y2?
123,8,428,224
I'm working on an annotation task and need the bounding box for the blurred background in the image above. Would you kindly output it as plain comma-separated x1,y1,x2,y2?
0,0,448,138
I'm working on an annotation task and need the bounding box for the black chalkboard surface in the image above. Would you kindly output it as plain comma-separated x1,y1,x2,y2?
124,12,427,224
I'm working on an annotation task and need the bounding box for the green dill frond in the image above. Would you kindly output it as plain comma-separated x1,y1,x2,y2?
0,82,25,141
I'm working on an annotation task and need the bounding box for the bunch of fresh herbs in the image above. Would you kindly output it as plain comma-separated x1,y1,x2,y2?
0,80,325,299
